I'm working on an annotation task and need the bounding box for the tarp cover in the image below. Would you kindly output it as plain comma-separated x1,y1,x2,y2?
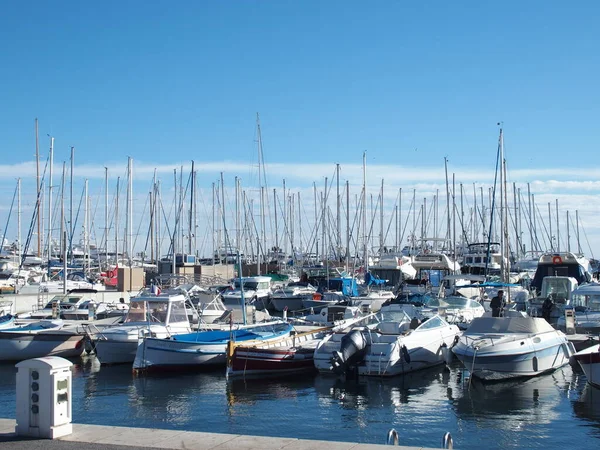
464,316,556,335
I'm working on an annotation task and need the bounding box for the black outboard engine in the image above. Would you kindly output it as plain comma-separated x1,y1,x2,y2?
330,329,368,375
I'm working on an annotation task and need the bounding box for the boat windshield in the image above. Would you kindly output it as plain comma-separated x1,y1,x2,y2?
378,310,411,324
424,296,477,309
168,300,188,323
417,315,447,330
125,301,169,323
61,296,82,306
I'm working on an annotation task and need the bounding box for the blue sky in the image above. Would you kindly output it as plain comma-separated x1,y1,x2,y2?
1,2,599,259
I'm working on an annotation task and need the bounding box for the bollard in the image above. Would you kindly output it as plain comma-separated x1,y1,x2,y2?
386,428,399,445
442,432,453,449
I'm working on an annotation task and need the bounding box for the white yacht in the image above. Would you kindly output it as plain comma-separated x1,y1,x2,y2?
452,316,575,381
221,276,272,310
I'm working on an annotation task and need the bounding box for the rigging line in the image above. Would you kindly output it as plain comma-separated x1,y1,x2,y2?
69,185,86,250
1,182,18,250
20,153,51,268
132,192,150,256
579,220,594,260
400,191,416,247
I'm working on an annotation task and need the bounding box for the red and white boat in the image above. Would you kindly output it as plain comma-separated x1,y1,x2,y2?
226,311,374,379
573,344,600,388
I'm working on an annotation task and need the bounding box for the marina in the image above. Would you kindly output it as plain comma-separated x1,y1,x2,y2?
1,355,600,449
3,2,600,449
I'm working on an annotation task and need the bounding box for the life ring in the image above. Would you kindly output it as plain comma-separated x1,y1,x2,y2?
107,270,115,278
552,255,562,265
312,293,322,301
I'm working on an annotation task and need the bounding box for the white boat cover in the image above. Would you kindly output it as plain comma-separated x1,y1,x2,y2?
464,317,556,335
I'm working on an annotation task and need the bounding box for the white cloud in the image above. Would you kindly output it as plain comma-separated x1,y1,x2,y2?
1,158,599,258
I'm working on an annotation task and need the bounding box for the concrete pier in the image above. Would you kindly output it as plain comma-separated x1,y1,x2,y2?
0,418,430,449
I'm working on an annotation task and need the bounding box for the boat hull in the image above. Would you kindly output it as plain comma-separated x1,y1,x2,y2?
228,346,317,377
134,338,228,371
453,338,573,381
359,326,460,377
573,344,600,388
0,331,84,361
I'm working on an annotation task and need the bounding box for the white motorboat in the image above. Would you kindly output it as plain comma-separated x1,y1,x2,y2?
92,293,192,365
0,319,85,361
572,344,600,388
221,276,272,310
349,289,396,313
313,309,413,375
452,316,575,381
270,281,317,312
357,315,461,377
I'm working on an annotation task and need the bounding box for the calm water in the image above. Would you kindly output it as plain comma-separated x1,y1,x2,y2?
1,357,600,449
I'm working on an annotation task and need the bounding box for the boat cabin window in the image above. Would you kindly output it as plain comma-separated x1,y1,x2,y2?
168,300,188,323
417,315,445,330
233,280,259,290
572,294,600,311
62,296,82,306
542,279,571,302
125,302,147,322
126,301,168,323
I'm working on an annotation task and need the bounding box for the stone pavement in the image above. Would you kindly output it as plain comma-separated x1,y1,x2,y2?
0,418,429,450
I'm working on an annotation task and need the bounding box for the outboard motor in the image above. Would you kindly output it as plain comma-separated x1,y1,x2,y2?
331,329,368,375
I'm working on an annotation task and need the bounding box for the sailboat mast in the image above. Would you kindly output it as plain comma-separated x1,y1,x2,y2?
380,179,384,255
336,164,341,259
556,199,560,252
298,191,302,259
127,157,133,267
576,210,581,254
104,167,108,268
189,161,194,255
84,179,89,274
35,119,41,257
362,151,368,272
235,177,240,253
69,147,74,264
115,176,120,265
566,211,571,253
61,161,66,293
17,178,21,269
346,180,350,270
273,188,278,253
47,136,54,275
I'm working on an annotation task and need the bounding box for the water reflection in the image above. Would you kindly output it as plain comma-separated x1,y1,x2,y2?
2,355,600,449
572,380,600,434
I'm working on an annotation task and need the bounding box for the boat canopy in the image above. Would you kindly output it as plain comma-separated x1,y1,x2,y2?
465,317,555,335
